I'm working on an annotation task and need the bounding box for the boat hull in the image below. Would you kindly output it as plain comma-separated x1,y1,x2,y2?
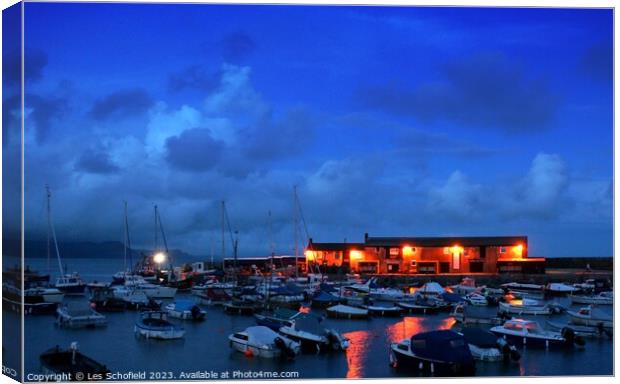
389,346,475,376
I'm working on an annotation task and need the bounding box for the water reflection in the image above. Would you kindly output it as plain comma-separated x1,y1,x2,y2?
386,316,456,343
343,330,373,378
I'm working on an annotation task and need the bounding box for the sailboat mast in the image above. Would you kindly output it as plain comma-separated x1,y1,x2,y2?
267,210,274,303
221,201,225,270
293,185,299,279
46,186,64,276
124,201,132,271
154,204,159,252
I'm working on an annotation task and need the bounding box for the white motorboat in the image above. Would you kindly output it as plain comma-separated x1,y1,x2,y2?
566,305,613,329
460,327,520,362
25,287,64,304
545,283,580,296
134,311,185,340
228,326,300,359
570,291,613,305
124,275,177,299
369,287,408,302
490,318,585,348
498,298,553,315
278,316,349,353
165,300,206,320
56,303,107,329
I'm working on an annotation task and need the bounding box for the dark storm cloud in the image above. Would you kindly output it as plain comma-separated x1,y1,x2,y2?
26,93,68,144
359,52,559,133
90,88,153,120
165,128,225,171
2,49,48,89
167,65,220,93
220,31,256,61
75,150,120,174
581,43,613,82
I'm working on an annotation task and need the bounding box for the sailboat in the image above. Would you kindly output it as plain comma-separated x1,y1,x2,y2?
112,201,134,285
47,186,87,296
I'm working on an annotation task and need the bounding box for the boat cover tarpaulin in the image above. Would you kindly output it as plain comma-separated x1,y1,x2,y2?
410,330,473,363
460,327,499,348
245,326,280,345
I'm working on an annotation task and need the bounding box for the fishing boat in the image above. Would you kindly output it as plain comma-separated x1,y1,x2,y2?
545,283,580,297
498,298,553,315
490,318,585,348
546,320,613,339
325,304,369,319
279,316,349,353
56,303,107,329
164,300,206,321
228,326,300,359
465,293,488,306
254,308,301,331
460,327,520,362
389,330,476,376
134,311,185,340
40,342,110,377
566,305,613,329
569,291,613,305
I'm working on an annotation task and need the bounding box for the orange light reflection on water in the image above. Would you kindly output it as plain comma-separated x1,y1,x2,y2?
386,316,456,344
343,330,372,379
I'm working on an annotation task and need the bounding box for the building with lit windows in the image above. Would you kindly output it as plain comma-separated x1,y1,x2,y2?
305,233,545,274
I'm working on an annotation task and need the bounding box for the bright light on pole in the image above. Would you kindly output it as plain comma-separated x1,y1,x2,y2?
153,252,166,264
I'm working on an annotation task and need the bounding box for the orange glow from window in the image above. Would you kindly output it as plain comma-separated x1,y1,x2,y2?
513,244,524,258
451,245,464,255
304,250,316,261
350,250,363,260
402,246,414,257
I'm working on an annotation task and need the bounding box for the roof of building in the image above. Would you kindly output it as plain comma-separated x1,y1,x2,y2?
364,235,527,247
307,242,364,251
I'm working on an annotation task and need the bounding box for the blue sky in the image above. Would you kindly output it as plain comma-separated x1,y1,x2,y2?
3,3,613,257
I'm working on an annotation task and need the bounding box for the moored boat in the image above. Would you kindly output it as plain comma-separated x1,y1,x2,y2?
545,283,580,297
365,301,403,317
546,320,613,339
134,311,185,340
490,318,585,348
465,293,488,306
498,298,553,315
40,342,110,378
325,304,369,319
56,304,107,329
254,308,301,331
228,326,300,359
389,330,475,376
450,304,505,325
569,291,613,305
566,305,613,329
396,301,440,315
460,327,520,362
279,316,349,353
165,300,206,320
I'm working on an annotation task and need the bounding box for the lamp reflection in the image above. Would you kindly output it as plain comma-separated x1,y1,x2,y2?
343,330,372,379
386,316,456,343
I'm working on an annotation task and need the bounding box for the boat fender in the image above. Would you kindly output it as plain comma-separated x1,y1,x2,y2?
244,348,253,358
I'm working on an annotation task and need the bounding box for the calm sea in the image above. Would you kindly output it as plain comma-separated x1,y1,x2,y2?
4,257,614,379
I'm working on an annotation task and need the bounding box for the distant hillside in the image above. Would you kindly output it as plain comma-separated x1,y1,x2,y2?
3,238,195,261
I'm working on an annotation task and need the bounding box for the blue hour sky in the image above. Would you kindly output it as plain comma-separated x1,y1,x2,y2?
4,3,613,258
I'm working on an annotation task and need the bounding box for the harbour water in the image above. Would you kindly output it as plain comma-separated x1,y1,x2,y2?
10,257,615,378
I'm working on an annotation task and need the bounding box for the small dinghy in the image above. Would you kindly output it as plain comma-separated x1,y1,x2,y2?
279,316,349,353
228,326,300,359
460,327,520,362
389,330,475,376
254,308,301,331
570,291,613,305
498,298,554,315
567,305,613,329
490,318,585,348
165,300,206,321
134,311,185,340
40,342,109,378
325,304,369,319
56,303,107,329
